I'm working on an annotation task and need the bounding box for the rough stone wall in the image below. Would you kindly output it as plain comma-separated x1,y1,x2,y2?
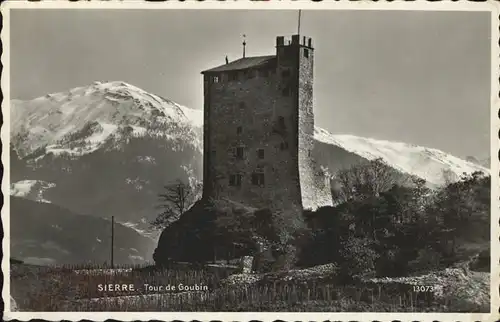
203,75,212,197
297,45,333,210
202,36,332,213
203,65,302,212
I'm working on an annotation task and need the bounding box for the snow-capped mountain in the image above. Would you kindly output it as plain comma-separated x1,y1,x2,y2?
11,81,202,158
11,81,203,231
10,81,489,238
314,128,488,186
466,155,490,168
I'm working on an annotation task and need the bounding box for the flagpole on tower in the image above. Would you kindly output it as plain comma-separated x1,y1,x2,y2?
298,10,302,35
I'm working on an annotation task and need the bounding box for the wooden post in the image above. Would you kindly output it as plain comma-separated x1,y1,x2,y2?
242,34,246,58
111,215,114,268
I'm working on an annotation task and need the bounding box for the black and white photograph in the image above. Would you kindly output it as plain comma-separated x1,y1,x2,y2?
2,1,499,320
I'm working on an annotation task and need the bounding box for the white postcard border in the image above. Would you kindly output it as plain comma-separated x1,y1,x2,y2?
2,1,499,321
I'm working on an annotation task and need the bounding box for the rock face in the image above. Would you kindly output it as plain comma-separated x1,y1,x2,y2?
153,198,304,269
153,199,257,265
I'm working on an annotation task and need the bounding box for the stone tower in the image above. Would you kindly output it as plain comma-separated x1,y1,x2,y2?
201,35,332,212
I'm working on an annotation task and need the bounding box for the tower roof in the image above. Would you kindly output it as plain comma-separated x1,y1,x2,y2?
201,55,276,74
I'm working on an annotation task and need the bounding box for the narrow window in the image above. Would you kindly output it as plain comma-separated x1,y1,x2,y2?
257,149,265,159
230,73,238,81
235,147,244,159
211,150,216,158
237,126,242,134
229,174,242,187
304,48,309,58
213,76,219,83
280,142,289,150
251,173,258,185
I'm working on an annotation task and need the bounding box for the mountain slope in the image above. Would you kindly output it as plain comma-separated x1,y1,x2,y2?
11,81,202,158
10,196,155,265
314,128,488,186
10,82,203,227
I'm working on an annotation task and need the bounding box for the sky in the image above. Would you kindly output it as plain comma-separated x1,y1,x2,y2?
10,9,491,158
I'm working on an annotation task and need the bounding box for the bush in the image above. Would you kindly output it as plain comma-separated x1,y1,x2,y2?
272,244,298,272
469,248,490,272
252,248,275,273
339,237,379,279
297,164,490,279
407,247,442,273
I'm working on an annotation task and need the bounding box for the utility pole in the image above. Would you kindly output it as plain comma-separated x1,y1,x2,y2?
111,215,114,268
242,34,246,58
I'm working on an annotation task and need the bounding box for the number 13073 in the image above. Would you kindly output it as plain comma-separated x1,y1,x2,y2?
413,285,434,292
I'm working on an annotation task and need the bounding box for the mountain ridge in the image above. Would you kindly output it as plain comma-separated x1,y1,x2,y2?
11,81,203,158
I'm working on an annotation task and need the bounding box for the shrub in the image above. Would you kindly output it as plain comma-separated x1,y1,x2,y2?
339,237,379,279
272,244,298,272
252,248,276,273
407,247,443,273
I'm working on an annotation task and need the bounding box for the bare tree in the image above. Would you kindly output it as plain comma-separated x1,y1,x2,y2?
331,158,409,204
151,179,202,229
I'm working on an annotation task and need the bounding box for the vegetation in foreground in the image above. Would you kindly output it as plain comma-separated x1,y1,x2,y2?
10,159,491,312
154,159,490,278
10,260,488,312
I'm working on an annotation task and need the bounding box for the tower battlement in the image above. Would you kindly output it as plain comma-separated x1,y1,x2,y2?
201,35,332,211
276,35,313,48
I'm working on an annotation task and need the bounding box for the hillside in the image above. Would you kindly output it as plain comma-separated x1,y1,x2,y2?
10,81,203,228
10,196,155,265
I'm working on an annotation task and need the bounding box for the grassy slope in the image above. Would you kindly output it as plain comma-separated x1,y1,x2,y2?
10,196,155,265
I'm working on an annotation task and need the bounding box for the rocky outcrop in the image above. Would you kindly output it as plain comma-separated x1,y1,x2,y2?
154,198,302,269
153,199,259,266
